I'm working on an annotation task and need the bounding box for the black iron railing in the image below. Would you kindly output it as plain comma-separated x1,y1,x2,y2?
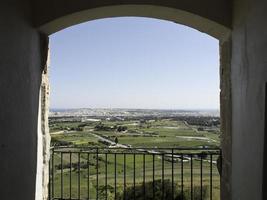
49,147,221,200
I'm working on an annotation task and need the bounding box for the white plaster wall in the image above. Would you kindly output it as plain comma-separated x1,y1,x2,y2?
231,0,267,199
0,1,43,199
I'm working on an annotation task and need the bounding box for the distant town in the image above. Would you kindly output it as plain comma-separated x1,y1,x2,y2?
50,108,220,118
51,107,218,123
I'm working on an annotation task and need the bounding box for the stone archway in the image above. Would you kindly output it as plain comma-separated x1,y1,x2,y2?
33,2,232,199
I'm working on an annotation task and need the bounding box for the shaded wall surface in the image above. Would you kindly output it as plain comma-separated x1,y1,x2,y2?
0,1,42,199
231,0,267,199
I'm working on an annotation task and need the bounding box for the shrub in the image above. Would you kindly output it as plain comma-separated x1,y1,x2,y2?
115,179,208,200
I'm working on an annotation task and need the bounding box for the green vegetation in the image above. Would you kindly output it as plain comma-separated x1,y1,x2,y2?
50,119,220,148
50,118,221,199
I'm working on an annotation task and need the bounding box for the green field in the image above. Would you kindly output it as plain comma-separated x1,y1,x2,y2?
50,119,220,148
50,118,221,199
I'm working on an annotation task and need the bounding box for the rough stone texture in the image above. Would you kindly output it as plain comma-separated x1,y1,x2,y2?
34,33,50,200
220,38,232,200
40,40,50,200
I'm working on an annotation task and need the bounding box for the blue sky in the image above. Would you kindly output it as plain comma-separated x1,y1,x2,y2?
49,17,219,110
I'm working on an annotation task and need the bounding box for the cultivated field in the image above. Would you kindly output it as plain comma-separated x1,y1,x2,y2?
50,118,221,199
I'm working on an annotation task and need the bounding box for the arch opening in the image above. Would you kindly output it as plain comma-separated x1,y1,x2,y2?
42,16,232,200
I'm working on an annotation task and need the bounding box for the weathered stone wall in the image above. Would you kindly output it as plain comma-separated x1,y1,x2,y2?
40,39,50,200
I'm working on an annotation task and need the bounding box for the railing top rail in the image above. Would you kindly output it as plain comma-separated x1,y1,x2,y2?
52,145,221,151
51,146,221,155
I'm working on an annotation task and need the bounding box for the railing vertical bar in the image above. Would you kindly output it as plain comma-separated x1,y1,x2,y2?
143,154,146,200
219,150,222,198
87,153,90,200
124,153,126,200
70,152,72,199
115,153,117,200
96,148,99,200
172,149,174,200
78,152,81,200
52,149,54,199
210,154,213,200
181,154,184,200
162,154,164,200
201,155,203,200
61,152,63,199
153,154,155,200
133,154,136,200
105,153,108,200
191,154,193,200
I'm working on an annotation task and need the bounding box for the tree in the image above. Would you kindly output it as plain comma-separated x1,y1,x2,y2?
117,125,127,132
114,137,118,144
